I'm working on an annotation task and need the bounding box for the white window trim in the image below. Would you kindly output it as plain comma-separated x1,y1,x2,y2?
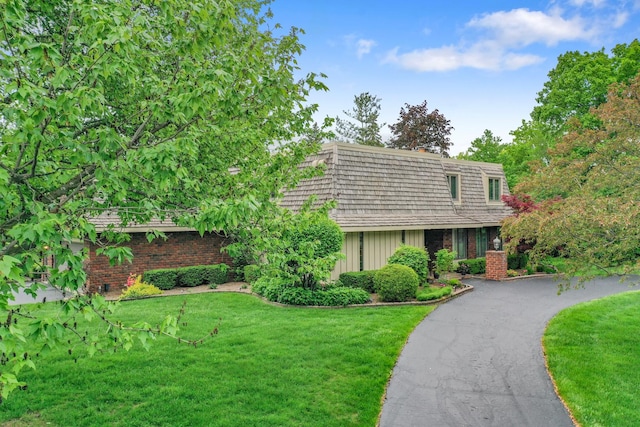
484,175,503,205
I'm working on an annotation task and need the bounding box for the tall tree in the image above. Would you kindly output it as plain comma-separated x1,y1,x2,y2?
0,0,329,398
387,101,453,156
334,92,385,146
532,40,640,130
457,129,504,163
501,73,640,284
498,121,560,189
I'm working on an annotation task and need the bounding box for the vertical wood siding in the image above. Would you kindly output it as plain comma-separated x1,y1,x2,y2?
404,230,425,248
331,232,360,280
331,230,427,279
363,231,403,270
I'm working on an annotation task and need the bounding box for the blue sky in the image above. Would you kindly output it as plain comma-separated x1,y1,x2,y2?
268,0,640,155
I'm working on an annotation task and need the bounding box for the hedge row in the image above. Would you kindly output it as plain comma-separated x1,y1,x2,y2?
252,277,371,306
143,264,229,290
457,258,486,275
338,270,377,293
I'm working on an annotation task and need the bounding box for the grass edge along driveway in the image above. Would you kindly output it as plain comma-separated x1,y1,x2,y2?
543,290,640,427
0,292,434,427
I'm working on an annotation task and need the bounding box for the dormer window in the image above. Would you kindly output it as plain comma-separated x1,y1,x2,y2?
488,178,501,201
447,174,459,201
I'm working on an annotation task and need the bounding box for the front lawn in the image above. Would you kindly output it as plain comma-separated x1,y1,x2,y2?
543,290,640,427
1,293,433,427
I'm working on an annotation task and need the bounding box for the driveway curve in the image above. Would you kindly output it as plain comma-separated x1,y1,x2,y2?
379,275,637,427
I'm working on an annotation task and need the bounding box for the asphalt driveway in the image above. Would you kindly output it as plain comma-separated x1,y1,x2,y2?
379,275,637,427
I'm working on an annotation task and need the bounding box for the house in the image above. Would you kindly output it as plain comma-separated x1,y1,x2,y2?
280,142,512,279
83,141,512,292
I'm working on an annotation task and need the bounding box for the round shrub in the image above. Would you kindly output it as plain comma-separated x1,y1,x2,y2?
387,245,429,283
120,277,163,300
374,264,419,302
290,218,343,258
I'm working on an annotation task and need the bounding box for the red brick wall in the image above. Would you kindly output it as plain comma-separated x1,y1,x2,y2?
86,231,233,293
467,228,477,259
443,229,452,250
486,250,507,280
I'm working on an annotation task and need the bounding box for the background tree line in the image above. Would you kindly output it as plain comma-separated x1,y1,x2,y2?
334,93,453,156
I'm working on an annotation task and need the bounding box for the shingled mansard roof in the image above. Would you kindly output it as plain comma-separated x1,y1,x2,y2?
280,142,513,232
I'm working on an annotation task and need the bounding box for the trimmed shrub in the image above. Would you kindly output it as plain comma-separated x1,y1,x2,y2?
508,253,529,270
339,270,377,293
177,266,207,287
203,263,229,285
143,268,178,290
252,277,370,306
416,285,452,301
387,245,429,283
318,287,370,306
274,286,370,306
457,258,486,275
120,276,163,300
374,264,419,302
243,264,261,284
291,218,344,258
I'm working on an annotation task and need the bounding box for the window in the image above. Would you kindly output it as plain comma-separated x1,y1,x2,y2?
476,228,488,257
447,175,459,201
453,229,467,259
488,178,501,201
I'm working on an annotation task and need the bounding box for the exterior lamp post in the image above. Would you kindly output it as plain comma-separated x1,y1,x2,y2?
493,236,501,251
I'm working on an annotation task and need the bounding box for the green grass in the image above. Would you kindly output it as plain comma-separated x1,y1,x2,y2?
543,256,640,277
0,293,433,427
543,290,640,427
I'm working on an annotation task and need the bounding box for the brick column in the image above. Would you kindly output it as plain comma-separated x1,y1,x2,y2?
486,250,507,280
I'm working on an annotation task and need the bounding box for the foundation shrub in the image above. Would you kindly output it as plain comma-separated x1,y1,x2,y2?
457,258,486,274
339,270,377,293
387,245,429,283
176,266,207,287
143,269,178,290
204,263,229,285
374,264,419,302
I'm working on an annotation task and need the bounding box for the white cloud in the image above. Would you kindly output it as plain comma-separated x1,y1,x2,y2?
356,39,376,58
612,11,629,27
383,43,544,72
569,0,607,7
467,8,594,47
342,34,377,58
384,7,602,72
